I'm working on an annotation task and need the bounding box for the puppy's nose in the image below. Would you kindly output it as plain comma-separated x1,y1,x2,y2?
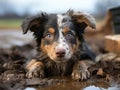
56,49,66,58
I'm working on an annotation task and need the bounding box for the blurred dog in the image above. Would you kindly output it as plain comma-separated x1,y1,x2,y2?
21,10,96,81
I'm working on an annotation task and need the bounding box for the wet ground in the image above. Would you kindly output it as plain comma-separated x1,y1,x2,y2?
0,30,120,90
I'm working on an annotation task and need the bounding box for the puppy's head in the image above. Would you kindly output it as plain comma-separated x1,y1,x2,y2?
21,10,96,62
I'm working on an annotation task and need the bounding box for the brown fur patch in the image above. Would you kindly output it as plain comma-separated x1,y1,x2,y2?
70,38,80,53
41,42,58,60
48,27,55,34
71,12,96,29
63,27,70,34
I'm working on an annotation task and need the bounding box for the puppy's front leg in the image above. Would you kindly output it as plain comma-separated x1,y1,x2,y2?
72,60,95,81
26,59,45,78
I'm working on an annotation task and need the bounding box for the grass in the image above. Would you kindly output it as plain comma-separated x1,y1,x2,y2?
0,18,102,30
0,19,23,29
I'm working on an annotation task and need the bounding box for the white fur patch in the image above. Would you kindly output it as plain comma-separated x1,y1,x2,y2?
56,14,73,60
57,14,72,28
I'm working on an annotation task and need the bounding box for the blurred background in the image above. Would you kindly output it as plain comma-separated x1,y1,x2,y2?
1,0,120,29
0,1,120,90
0,0,120,48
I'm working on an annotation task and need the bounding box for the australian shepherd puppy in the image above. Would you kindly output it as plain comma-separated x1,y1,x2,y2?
21,10,96,81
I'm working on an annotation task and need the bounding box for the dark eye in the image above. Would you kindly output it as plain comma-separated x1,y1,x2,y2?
46,33,52,38
65,33,73,39
45,33,54,40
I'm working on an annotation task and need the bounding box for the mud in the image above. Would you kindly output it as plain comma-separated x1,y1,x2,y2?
0,44,120,90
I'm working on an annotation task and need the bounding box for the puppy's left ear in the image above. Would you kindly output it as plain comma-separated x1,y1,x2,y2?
67,10,96,33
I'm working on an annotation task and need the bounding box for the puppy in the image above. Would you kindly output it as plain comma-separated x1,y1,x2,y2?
21,10,96,81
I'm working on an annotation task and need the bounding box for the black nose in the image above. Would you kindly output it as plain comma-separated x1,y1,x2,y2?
56,49,66,58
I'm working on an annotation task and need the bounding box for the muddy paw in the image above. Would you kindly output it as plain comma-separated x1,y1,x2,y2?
72,69,90,81
71,60,93,81
26,60,45,78
26,67,45,78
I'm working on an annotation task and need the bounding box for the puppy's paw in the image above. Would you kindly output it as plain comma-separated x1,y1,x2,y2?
72,60,94,81
26,66,45,78
72,68,90,81
26,59,45,78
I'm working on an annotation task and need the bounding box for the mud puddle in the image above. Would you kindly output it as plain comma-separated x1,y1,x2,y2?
25,85,119,90
24,76,119,90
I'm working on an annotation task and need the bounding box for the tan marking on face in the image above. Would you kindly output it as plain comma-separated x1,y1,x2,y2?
70,38,80,53
63,27,70,34
48,27,55,34
40,39,46,52
40,41,57,60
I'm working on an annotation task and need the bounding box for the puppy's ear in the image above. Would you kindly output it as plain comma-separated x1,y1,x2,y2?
67,10,96,33
21,13,48,34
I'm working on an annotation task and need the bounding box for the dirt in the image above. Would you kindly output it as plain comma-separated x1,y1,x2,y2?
0,44,120,90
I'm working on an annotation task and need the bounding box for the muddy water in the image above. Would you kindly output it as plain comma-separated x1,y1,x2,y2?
24,77,119,90
25,86,119,90
23,76,120,90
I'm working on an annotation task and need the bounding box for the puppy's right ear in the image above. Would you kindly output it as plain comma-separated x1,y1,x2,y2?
21,13,48,34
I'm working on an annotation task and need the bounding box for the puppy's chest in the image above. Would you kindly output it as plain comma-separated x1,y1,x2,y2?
44,60,74,76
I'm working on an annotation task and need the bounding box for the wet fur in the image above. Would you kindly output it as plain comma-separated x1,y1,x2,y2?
22,10,96,81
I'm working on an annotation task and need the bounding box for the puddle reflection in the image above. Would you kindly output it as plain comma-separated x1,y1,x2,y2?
25,85,119,90
24,80,120,90
83,85,119,90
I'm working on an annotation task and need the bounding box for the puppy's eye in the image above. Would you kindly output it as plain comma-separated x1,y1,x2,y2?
46,33,52,38
45,33,54,40
65,33,73,39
